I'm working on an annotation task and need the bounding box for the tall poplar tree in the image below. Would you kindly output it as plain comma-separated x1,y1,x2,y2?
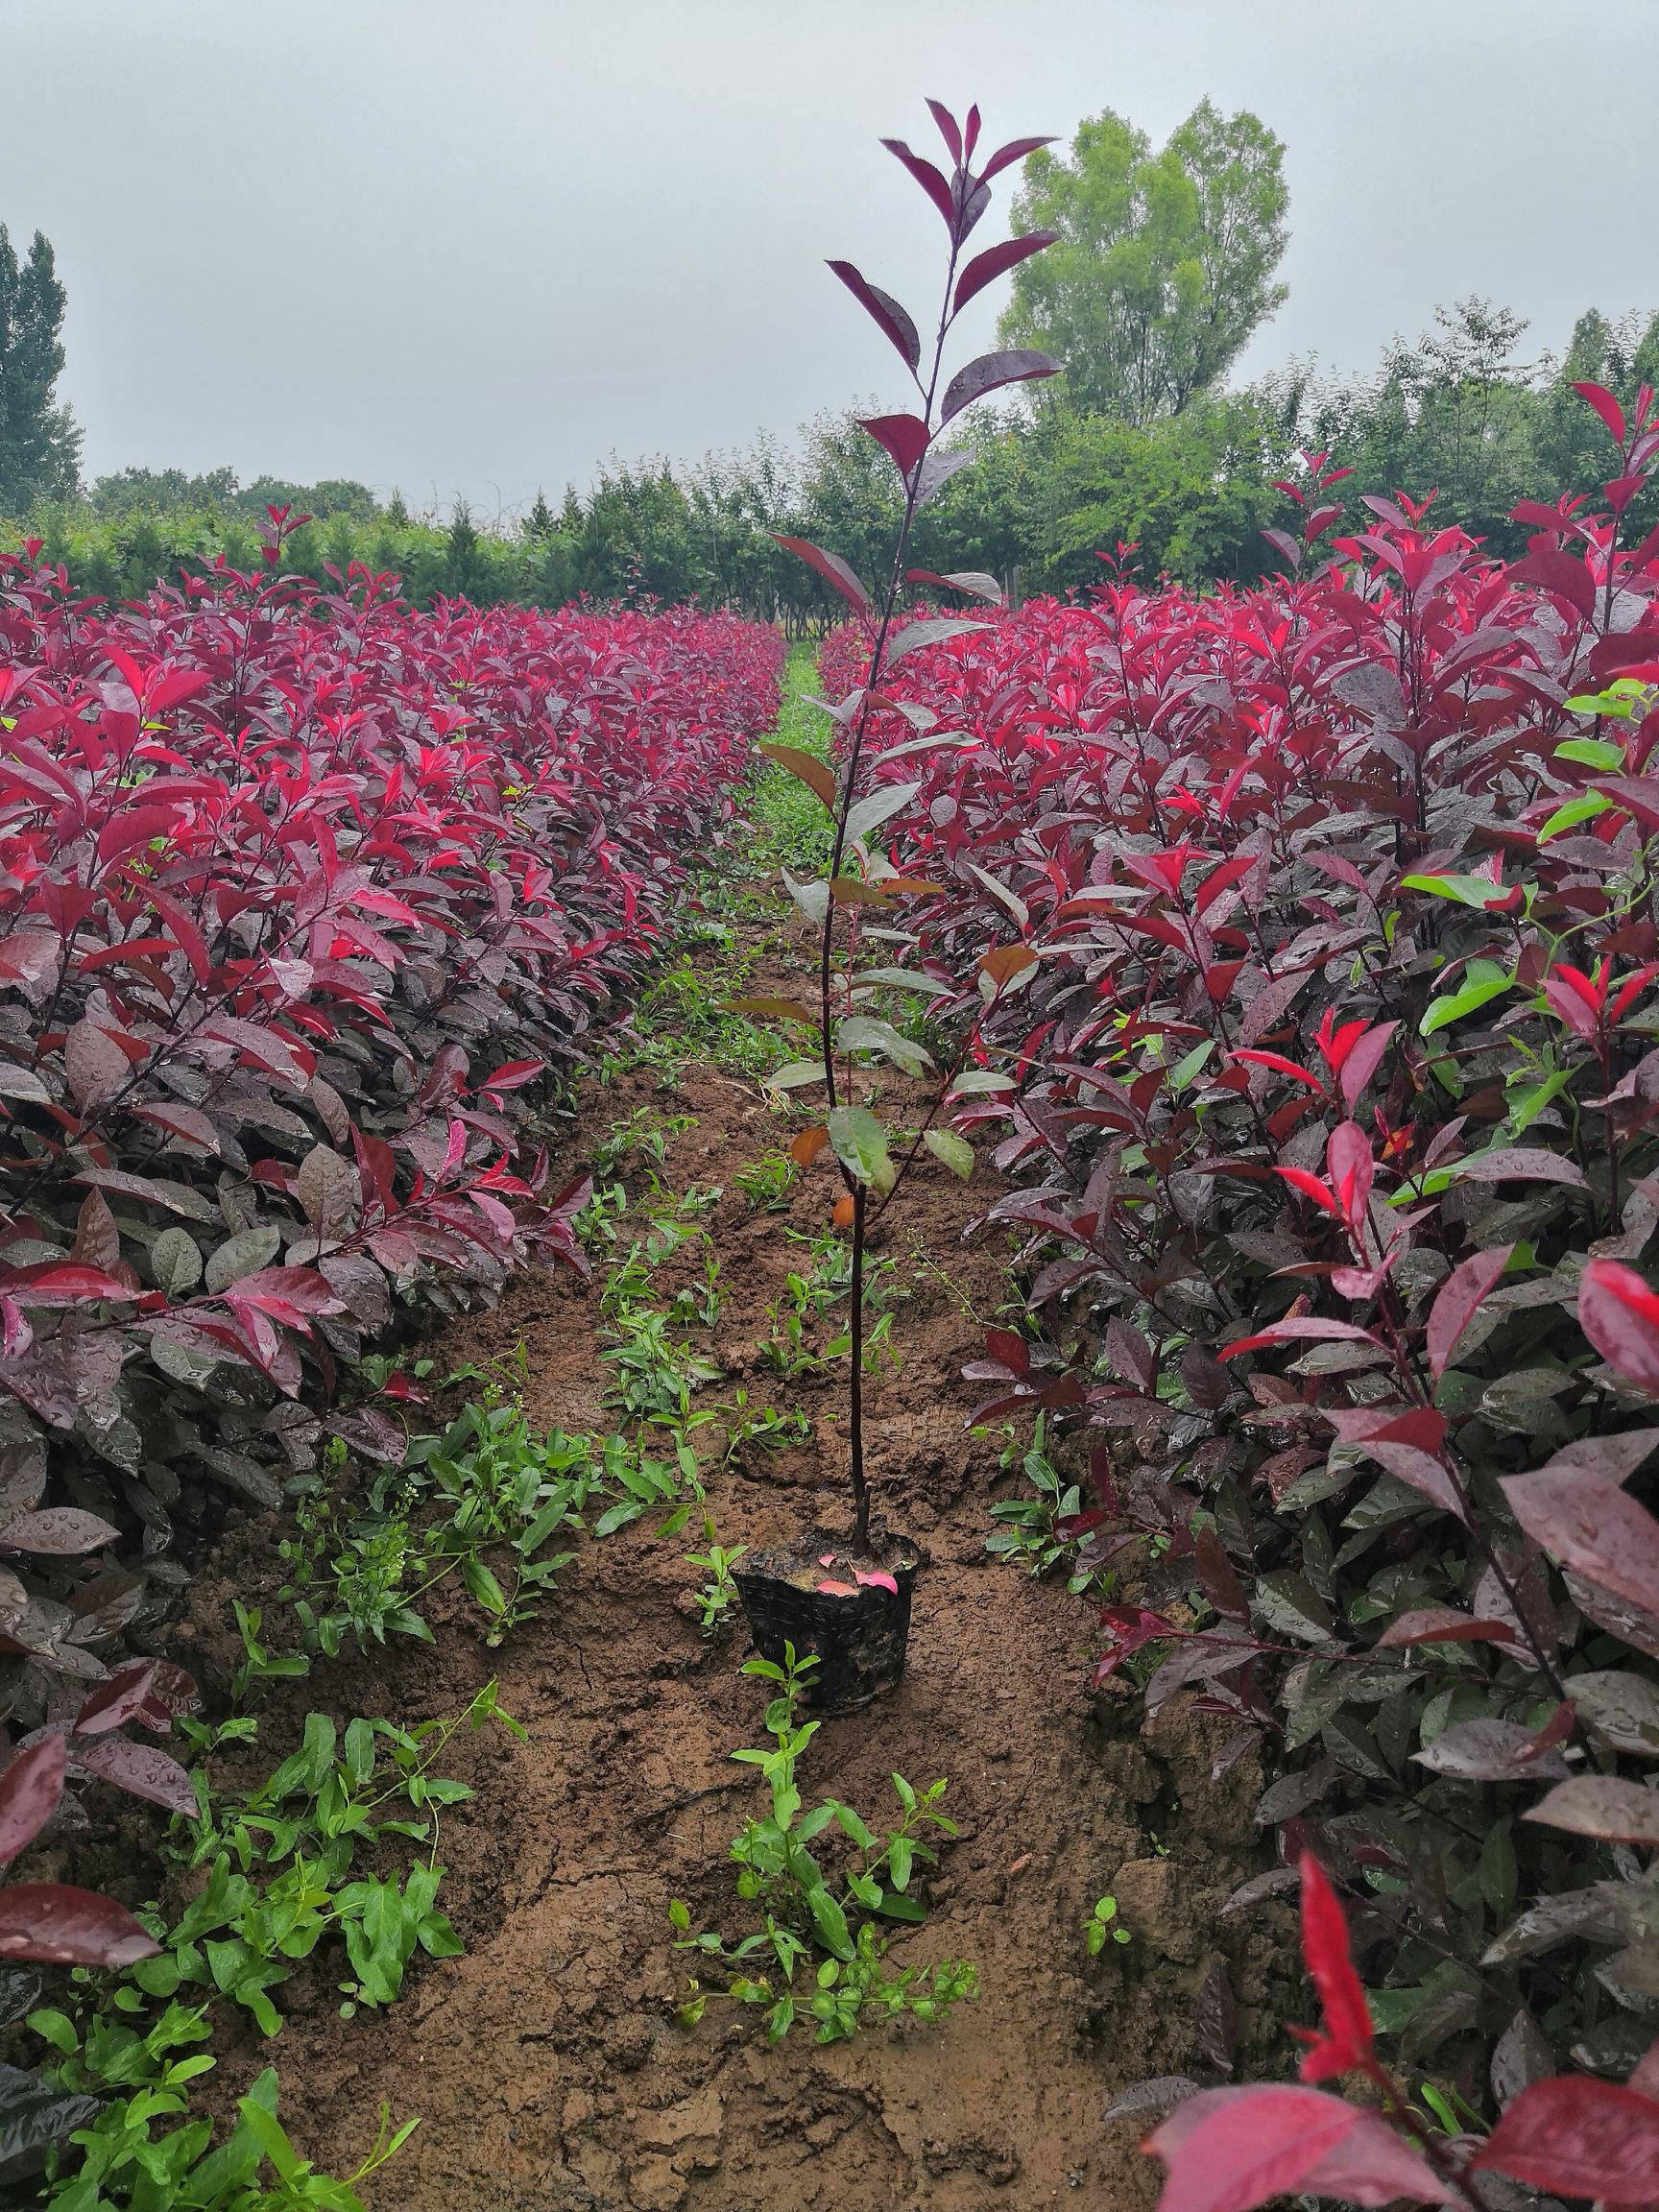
0,224,82,512
998,100,1289,427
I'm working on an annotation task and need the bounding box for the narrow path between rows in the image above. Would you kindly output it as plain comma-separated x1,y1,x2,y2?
188,657,1286,2211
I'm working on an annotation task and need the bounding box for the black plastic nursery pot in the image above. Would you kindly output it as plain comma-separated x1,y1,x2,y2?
733,1526,922,1714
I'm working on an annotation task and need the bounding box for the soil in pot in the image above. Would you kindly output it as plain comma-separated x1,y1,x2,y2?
733,1523,922,1713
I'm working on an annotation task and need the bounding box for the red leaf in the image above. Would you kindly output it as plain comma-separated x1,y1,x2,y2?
95,804,181,869
0,1735,66,1863
826,260,921,371
0,1264,134,1309
878,138,957,227
74,1657,197,1739
1145,2085,1444,2212
977,134,1055,183
0,1882,160,1967
1376,1608,1519,1648
1276,1165,1340,1214
1218,1317,1382,1362
1231,1050,1323,1093
1326,1120,1374,1223
479,1058,545,1094
940,348,1059,423
227,1266,346,1316
70,1736,198,1818
1574,380,1628,444
1474,2074,1659,2198
1324,1406,1466,1521
1337,1022,1396,1111
1506,548,1599,625
952,231,1057,314
858,413,931,479
771,535,871,619
1296,1854,1375,2080
1426,1243,1513,1379
1579,1258,1659,1393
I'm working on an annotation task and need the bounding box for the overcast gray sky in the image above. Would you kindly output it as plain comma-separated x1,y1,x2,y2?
4,1,1650,520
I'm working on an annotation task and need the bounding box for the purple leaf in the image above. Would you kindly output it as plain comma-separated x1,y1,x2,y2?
1106,1315,1156,1393
1145,2084,1446,2211
1523,1775,1659,1847
62,1020,130,1111
0,1509,119,1557
925,98,962,164
1412,1716,1572,1783
905,567,1003,603
69,1737,199,1819
940,348,1059,424
953,232,1057,316
0,1884,160,1968
914,447,977,508
1502,1455,1659,1618
977,134,1056,183
858,413,931,480
878,138,957,227
74,1658,198,1739
826,260,921,372
772,535,872,620
0,1737,66,1864
1452,1147,1589,1189
885,616,987,665
1426,1243,1513,1379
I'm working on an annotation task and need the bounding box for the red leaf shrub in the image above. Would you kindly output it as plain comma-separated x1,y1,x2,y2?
1145,1858,1659,2208
828,389,1659,2149
0,1659,205,1969
1472,2071,1659,2199
0,541,780,1720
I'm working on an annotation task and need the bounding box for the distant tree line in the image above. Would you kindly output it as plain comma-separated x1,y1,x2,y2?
5,103,1658,615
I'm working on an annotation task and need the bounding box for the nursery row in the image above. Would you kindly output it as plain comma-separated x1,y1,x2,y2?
0,531,781,1928
810,386,1659,2202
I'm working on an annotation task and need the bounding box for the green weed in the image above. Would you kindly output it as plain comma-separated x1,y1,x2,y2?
983,1416,1104,1594
1086,1895,1133,1956
733,1150,797,1209
670,1646,974,2044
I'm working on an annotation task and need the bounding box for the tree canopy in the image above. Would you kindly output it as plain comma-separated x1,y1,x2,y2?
0,225,81,511
998,99,1289,425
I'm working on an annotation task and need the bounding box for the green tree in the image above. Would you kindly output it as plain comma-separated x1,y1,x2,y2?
0,224,82,510
1533,306,1659,505
999,100,1288,425
1015,396,1283,589
91,465,239,518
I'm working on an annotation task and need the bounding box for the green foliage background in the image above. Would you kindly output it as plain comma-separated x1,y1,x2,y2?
5,97,1659,615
